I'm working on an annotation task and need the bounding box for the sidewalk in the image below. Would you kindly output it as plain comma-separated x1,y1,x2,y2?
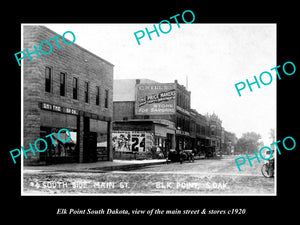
23,159,167,173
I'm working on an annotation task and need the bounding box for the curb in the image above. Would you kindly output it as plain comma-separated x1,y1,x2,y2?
88,160,167,172
23,160,168,173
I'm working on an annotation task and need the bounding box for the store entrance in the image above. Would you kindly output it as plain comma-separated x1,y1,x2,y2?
83,132,97,163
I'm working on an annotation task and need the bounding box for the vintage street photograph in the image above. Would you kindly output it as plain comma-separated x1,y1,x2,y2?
21,23,276,195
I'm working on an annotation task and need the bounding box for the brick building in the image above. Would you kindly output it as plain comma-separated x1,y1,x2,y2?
174,81,192,151
23,26,114,165
112,79,194,159
190,109,210,155
206,113,223,154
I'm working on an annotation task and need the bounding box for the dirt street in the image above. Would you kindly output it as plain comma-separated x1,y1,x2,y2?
23,155,275,195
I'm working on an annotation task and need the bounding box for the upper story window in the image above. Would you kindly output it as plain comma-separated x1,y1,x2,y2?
60,72,66,96
96,86,100,106
105,89,109,108
45,67,52,93
84,81,89,103
73,77,78,100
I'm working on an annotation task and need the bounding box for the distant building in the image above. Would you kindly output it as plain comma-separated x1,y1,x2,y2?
23,26,114,165
223,131,238,155
190,109,210,155
206,113,222,153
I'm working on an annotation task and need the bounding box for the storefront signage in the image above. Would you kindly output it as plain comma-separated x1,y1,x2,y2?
175,129,190,136
65,107,79,115
176,106,190,115
135,83,176,115
41,102,52,110
52,105,62,112
41,102,78,115
112,131,152,152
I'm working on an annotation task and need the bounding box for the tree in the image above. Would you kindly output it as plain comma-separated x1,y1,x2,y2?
269,128,275,150
269,128,275,142
236,132,262,154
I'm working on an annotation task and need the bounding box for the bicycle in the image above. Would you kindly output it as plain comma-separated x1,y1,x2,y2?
261,158,274,178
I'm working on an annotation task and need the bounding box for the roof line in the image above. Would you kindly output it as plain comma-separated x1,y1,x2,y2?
37,25,114,67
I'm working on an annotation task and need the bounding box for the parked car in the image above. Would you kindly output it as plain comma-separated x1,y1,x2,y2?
205,146,216,158
167,149,194,163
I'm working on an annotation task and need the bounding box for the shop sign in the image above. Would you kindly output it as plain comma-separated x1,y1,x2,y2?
65,107,79,115
41,102,52,110
112,131,152,152
175,129,189,136
176,106,190,115
52,104,62,112
135,83,176,115
41,102,78,115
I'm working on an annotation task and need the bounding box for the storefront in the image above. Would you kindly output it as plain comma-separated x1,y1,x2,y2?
112,119,175,159
40,126,78,163
37,102,111,164
175,129,192,151
194,136,210,156
23,26,114,165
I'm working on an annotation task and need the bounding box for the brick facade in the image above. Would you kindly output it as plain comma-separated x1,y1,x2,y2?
23,26,113,165
113,101,135,121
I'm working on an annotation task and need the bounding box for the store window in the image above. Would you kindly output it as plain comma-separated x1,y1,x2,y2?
40,127,78,162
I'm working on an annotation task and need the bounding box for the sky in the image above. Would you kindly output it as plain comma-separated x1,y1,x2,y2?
36,23,276,145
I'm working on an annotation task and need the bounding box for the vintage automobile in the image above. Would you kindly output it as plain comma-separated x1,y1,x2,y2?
167,149,194,163
205,146,216,158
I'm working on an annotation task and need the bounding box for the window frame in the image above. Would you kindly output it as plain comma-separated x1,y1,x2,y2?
60,72,66,96
104,89,109,108
45,66,52,93
96,86,100,106
84,81,89,103
73,77,78,100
